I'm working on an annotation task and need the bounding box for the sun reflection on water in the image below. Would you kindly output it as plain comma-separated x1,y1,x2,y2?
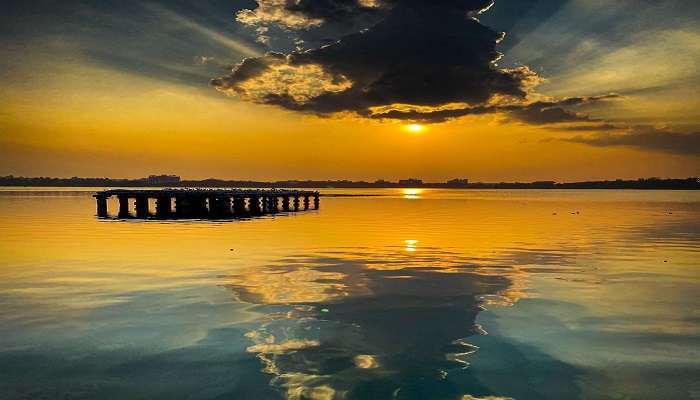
404,239,419,252
402,188,423,199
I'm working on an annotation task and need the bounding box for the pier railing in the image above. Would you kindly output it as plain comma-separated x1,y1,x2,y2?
93,188,320,219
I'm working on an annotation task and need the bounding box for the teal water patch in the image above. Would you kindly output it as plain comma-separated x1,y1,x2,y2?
0,285,280,399
472,298,700,400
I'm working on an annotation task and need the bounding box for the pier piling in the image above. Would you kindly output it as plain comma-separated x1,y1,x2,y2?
211,196,231,217
96,196,108,217
118,195,130,218
135,196,149,218
155,196,172,217
249,196,261,214
175,196,190,217
233,196,245,214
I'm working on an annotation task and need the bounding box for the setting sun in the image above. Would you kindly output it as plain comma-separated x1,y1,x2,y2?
403,124,426,133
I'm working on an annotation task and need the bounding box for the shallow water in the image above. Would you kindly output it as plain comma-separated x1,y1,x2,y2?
0,188,698,400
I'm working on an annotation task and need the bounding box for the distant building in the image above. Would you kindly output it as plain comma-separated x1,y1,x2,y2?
398,178,423,187
147,175,181,185
446,178,469,187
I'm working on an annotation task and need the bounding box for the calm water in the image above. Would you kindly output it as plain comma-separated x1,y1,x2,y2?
0,188,699,400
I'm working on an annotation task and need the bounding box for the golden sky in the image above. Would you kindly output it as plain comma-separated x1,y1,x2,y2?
0,0,698,181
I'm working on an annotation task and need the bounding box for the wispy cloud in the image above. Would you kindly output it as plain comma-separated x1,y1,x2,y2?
366,94,620,124
564,126,700,156
549,124,623,132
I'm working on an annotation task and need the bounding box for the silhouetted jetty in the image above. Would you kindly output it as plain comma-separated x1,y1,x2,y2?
93,188,320,219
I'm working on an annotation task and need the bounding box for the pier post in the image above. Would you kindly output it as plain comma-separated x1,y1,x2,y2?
293,195,300,211
177,196,206,217
211,196,231,217
303,195,310,210
271,196,279,213
96,196,108,217
175,196,191,217
313,193,320,210
192,196,207,217
249,196,261,214
222,197,232,215
135,196,149,218
207,196,215,216
155,196,172,218
232,196,244,215
282,196,290,211
118,195,130,218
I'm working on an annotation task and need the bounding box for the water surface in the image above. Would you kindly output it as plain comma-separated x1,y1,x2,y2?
0,188,698,399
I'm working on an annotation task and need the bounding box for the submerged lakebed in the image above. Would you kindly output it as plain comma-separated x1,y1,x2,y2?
0,188,698,399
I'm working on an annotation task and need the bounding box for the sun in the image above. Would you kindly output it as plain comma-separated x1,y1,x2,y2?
403,123,426,133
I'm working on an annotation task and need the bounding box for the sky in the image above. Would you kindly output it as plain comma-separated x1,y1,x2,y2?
1,0,699,182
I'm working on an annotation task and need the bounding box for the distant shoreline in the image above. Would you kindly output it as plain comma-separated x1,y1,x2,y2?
0,176,698,190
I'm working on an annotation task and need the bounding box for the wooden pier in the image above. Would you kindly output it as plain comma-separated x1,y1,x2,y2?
93,189,320,219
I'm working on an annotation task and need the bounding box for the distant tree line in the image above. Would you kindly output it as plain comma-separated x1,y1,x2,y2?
0,175,698,189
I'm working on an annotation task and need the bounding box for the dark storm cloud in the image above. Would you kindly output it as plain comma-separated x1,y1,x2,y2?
564,126,700,156
236,0,389,30
213,0,554,121
279,0,389,22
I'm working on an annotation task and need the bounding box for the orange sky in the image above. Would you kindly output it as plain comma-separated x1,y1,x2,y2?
0,66,695,181
0,0,698,181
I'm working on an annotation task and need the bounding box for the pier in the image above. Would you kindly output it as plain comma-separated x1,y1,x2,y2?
93,188,320,219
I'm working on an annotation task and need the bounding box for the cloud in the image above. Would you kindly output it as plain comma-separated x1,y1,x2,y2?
368,94,620,124
553,123,623,132
214,1,628,127
461,396,514,400
504,94,620,125
215,52,353,104
564,126,700,156
214,0,553,121
236,0,390,31
246,339,320,354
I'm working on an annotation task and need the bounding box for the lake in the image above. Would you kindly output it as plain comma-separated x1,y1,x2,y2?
0,188,698,400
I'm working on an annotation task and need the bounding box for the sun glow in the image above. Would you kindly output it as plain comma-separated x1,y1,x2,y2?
403,124,425,133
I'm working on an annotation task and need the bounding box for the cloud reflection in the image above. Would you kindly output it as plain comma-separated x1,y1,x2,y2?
225,247,564,399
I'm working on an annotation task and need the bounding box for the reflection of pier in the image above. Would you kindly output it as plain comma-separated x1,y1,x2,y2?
93,189,320,219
